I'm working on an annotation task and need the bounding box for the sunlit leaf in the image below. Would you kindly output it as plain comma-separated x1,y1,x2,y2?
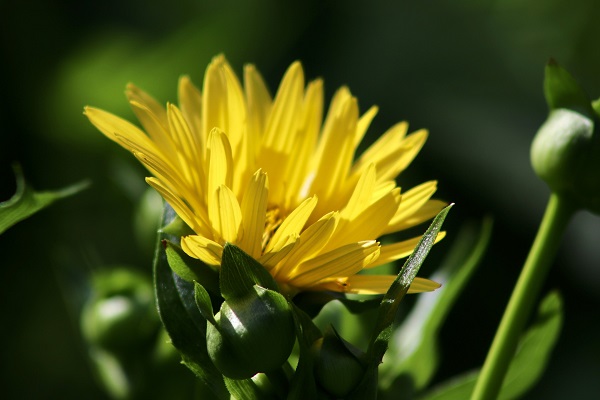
220,243,279,300
350,205,452,396
380,218,493,393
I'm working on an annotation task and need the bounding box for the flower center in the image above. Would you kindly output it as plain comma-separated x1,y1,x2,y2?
262,207,283,252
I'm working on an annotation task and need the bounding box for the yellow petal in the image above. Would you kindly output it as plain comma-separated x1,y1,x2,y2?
352,121,408,174
385,199,448,234
146,177,211,238
261,61,304,153
244,64,272,161
266,195,318,253
221,60,247,154
181,235,223,266
206,128,233,196
325,187,400,251
288,240,380,287
408,277,442,293
257,61,304,204
310,95,358,207
354,129,428,182
127,100,174,158
209,185,242,243
133,152,190,202
366,231,447,269
239,169,269,259
273,211,339,279
84,106,155,151
282,79,323,209
259,239,297,270
178,75,204,149
385,181,438,234
341,163,377,221
312,275,440,295
126,83,168,126
203,55,228,137
354,105,378,149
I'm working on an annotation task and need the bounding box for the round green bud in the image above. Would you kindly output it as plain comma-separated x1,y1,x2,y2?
81,268,158,353
206,285,295,379
312,328,366,398
531,108,600,213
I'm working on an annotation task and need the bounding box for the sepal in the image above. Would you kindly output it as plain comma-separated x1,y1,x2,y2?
206,285,295,379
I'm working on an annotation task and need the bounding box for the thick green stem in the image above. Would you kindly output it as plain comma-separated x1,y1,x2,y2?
471,193,574,400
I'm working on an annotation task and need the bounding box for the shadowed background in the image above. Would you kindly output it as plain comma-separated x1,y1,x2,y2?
1,0,599,398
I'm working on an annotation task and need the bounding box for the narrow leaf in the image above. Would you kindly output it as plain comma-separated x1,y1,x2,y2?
0,164,89,234
419,291,564,400
194,282,216,326
220,242,279,300
368,205,453,364
380,217,493,392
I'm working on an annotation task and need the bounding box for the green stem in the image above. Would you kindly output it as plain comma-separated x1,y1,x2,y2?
471,193,575,400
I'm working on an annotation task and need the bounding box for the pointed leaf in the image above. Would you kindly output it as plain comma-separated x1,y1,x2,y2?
544,59,593,116
194,282,216,326
367,205,453,365
0,164,89,234
154,204,228,399
220,242,279,300
419,291,564,400
164,239,220,294
380,217,493,392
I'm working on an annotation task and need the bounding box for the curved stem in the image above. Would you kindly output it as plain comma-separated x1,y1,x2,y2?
471,193,575,400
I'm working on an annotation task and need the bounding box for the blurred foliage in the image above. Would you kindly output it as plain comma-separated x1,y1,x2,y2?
1,0,600,398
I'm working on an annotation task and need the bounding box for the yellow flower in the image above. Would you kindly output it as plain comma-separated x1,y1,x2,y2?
85,55,446,297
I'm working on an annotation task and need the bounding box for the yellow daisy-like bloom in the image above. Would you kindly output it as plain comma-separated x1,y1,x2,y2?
85,55,446,297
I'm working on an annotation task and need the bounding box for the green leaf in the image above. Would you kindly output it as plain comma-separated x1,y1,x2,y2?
544,59,593,116
419,291,564,400
0,164,89,234
367,205,453,365
348,205,452,398
194,282,216,326
380,217,493,393
154,204,228,399
164,239,220,294
220,243,279,300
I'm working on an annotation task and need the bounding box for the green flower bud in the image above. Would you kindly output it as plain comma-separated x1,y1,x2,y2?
81,268,159,353
206,285,295,379
531,61,600,214
312,327,366,398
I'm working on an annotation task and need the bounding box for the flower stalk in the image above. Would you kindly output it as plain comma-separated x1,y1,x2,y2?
470,193,574,400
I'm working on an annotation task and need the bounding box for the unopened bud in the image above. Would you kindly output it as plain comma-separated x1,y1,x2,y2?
206,285,295,379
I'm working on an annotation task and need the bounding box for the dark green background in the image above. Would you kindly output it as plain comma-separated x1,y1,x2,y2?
1,1,599,398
